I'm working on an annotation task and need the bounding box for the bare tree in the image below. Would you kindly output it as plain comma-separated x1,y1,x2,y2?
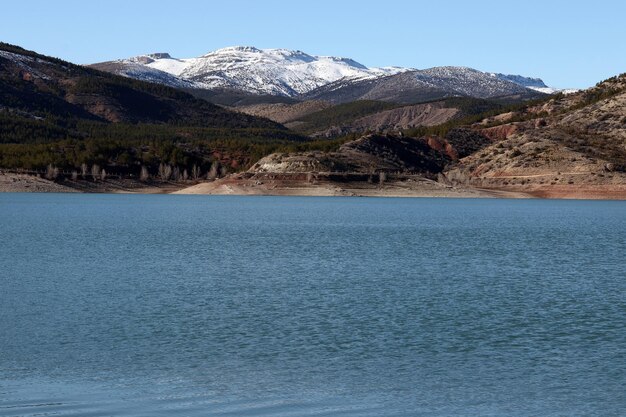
207,161,219,180
306,172,314,183
158,163,172,181
172,166,181,182
91,164,101,180
191,164,201,181
101,169,107,181
182,169,189,182
81,163,88,179
219,165,228,178
158,163,166,181
46,164,59,180
139,166,150,182
71,170,78,181
379,171,387,185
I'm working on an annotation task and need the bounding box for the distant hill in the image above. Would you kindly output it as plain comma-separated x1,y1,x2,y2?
301,68,547,104
242,72,626,198
90,46,406,97
237,97,504,138
0,42,282,128
91,46,558,105
444,72,626,196
0,42,306,176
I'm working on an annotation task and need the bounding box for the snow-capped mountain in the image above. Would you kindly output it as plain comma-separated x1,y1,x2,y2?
415,67,536,98
93,46,408,97
91,47,565,102
0,44,282,128
301,67,548,104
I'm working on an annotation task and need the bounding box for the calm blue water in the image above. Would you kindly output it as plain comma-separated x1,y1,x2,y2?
1,194,625,417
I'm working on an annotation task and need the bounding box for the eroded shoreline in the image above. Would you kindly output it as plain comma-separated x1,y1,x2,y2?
3,172,626,200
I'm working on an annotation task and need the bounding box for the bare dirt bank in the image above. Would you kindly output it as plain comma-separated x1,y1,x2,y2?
173,173,528,199
0,173,185,194
3,172,625,200
0,173,78,193
483,184,626,200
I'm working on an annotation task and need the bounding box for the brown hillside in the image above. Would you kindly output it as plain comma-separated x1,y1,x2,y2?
445,74,626,198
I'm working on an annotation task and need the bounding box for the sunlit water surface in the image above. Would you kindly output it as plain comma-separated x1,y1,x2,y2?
1,194,625,416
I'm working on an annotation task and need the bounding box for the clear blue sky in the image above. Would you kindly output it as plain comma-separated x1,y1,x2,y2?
2,0,625,89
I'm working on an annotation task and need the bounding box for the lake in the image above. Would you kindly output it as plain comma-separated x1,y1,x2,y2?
1,194,625,416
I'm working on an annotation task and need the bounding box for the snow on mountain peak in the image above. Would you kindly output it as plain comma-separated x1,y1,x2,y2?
95,47,562,98
115,46,408,96
210,46,262,55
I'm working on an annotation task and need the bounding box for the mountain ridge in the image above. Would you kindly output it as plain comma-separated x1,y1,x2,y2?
0,42,282,128
92,46,406,97
90,47,564,103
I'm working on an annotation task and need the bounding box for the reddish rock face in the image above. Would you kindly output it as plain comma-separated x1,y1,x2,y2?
426,136,444,152
444,143,459,160
424,136,460,160
480,125,518,141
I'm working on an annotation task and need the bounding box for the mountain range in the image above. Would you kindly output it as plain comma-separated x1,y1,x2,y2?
91,47,564,105
2,41,624,199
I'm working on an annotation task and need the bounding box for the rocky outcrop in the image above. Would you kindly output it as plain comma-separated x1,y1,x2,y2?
479,124,519,141
250,134,450,176
443,74,626,192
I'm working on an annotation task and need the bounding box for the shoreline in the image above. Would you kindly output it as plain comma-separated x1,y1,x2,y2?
3,172,626,200
171,176,523,199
